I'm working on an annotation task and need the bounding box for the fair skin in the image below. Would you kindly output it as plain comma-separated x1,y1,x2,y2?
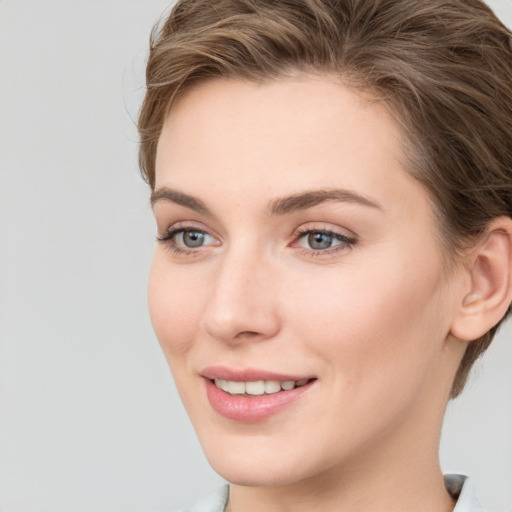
149,75,512,512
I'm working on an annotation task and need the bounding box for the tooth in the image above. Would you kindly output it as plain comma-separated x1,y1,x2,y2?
246,381,265,395
228,381,246,394
215,379,229,392
264,380,281,394
296,379,308,386
281,380,295,391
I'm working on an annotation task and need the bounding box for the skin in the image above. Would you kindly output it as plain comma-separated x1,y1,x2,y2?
149,75,470,511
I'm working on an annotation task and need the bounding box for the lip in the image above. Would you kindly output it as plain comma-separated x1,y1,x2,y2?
201,366,316,423
201,366,314,382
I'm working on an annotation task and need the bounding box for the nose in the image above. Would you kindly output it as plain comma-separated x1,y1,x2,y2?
201,249,281,345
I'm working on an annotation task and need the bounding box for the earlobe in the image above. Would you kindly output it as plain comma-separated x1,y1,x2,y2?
450,217,512,342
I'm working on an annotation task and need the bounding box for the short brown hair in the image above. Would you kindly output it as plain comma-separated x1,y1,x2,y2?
138,0,512,398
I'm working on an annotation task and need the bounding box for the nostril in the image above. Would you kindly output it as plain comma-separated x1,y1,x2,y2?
235,331,261,339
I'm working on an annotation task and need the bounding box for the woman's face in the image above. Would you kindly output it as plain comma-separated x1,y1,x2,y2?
149,76,464,487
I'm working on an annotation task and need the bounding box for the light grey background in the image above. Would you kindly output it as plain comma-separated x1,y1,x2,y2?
0,1,511,511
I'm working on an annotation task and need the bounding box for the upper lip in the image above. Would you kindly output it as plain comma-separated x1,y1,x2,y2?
201,366,315,382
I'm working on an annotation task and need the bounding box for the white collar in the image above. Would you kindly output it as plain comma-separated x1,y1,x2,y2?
446,474,486,512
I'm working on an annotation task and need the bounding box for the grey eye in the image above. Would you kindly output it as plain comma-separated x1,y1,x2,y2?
307,232,335,250
180,230,208,248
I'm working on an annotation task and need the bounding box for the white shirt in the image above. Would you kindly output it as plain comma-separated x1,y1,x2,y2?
181,474,485,512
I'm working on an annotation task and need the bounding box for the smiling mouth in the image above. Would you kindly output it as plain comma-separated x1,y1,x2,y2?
212,378,314,396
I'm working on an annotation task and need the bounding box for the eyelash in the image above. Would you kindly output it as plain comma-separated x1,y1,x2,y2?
292,227,357,257
156,225,357,257
156,225,211,257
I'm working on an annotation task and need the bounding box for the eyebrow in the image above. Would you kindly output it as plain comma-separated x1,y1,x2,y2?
150,186,381,216
150,187,211,216
266,188,382,215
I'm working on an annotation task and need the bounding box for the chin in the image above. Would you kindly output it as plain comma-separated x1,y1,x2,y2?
201,439,282,485
198,430,337,488
207,454,307,488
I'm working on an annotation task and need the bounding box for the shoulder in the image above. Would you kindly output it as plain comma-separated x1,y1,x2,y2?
445,474,486,512
179,485,230,512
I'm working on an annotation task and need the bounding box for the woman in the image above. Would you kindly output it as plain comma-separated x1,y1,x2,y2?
138,0,512,510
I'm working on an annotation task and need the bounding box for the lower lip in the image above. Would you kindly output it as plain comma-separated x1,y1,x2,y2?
204,379,314,423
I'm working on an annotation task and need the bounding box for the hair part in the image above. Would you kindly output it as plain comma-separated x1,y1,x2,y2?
138,0,512,398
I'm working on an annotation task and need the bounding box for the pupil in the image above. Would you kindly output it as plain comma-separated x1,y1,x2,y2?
309,232,332,250
183,231,204,248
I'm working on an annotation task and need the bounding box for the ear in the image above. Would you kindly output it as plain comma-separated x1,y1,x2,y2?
450,217,512,341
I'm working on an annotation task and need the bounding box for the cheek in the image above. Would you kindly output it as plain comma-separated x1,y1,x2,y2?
285,252,450,387
148,254,205,359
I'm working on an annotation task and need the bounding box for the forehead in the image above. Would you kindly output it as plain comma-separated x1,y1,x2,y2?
157,77,402,180
160,75,392,146
154,76,434,227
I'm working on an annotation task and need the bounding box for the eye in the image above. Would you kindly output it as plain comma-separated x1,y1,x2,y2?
176,230,211,248
157,225,219,254
293,227,356,254
303,231,338,250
